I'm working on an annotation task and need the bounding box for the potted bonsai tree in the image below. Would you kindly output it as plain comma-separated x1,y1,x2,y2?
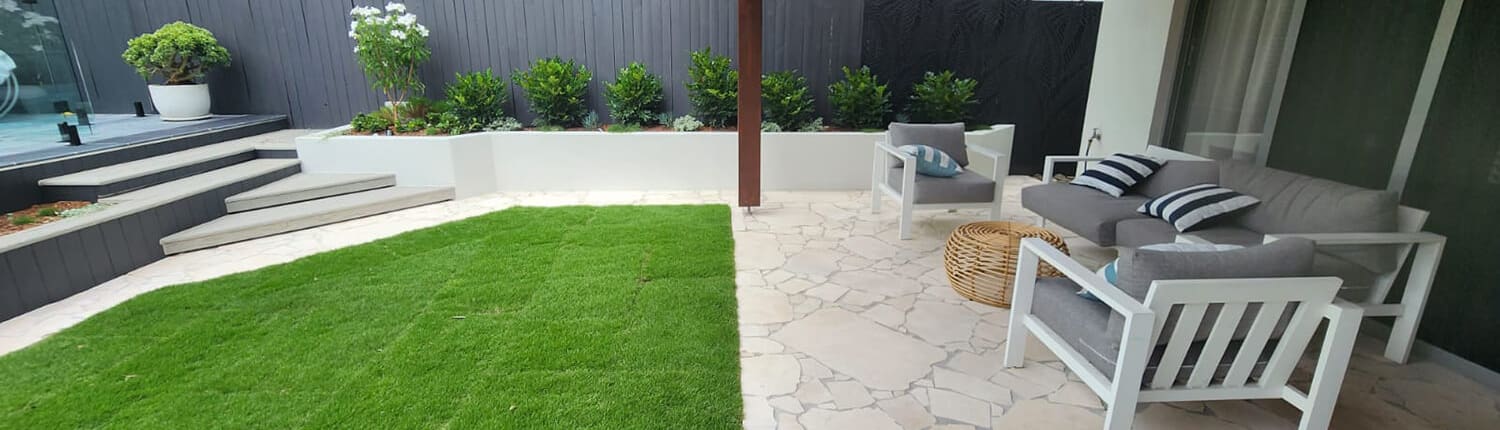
121,21,230,121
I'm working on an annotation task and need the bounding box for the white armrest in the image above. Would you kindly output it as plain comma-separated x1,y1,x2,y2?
1020,238,1151,317
1042,155,1106,184
874,141,916,162
969,145,1005,162
1263,232,1446,246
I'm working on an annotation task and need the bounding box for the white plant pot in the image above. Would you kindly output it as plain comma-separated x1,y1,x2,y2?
147,84,212,121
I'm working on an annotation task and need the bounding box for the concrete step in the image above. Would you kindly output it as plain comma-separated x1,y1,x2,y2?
98,159,302,205
160,186,454,254
38,141,257,199
225,173,395,213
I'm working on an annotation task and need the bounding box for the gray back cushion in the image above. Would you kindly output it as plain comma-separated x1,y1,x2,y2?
888,122,969,167
1218,162,1399,273
1108,238,1316,345
1134,160,1220,198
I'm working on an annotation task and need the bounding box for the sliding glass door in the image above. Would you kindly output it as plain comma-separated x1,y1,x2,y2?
1160,0,1301,162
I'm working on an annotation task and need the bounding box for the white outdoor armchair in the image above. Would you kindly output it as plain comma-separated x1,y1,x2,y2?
1004,238,1364,430
871,123,1010,239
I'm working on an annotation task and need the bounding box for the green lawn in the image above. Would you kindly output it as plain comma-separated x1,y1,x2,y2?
0,205,742,429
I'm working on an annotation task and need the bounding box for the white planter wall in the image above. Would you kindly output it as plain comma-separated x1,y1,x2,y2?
295,125,1015,195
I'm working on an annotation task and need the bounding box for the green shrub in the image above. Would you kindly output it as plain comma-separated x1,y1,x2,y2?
424,111,463,135
484,117,523,132
607,123,643,133
514,57,592,127
828,66,891,129
582,111,600,129
351,112,393,134
656,112,675,127
799,117,824,133
686,47,738,127
671,115,704,132
605,62,665,126
10,215,36,226
394,118,426,134
37,207,59,217
445,69,509,129
907,71,978,123
121,22,230,85
761,70,816,131
761,121,782,132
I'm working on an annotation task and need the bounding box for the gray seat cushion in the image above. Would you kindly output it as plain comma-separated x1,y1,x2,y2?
1114,218,1265,248
1029,276,1275,380
1020,183,1151,246
888,122,969,167
885,168,996,204
1135,160,1220,199
1219,161,1400,273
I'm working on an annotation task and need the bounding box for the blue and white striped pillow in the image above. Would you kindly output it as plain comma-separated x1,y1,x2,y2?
898,144,964,177
1070,153,1164,197
1138,183,1261,231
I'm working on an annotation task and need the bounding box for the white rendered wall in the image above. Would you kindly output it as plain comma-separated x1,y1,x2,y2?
295,125,1014,193
1078,0,1188,158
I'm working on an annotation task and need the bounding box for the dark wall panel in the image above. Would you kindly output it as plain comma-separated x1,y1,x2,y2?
55,0,864,128
1399,0,1500,371
861,0,1101,175
1266,0,1443,189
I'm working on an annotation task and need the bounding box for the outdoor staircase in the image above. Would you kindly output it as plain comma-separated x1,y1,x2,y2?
35,136,454,256
160,178,452,254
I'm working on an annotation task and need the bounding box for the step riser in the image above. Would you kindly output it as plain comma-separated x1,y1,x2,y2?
226,176,396,213
162,188,453,255
43,151,255,202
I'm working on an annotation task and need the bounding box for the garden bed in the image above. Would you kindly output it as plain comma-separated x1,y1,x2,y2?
1,201,93,237
296,124,1015,196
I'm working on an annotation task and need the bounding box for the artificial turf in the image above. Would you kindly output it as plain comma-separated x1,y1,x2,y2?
0,205,742,429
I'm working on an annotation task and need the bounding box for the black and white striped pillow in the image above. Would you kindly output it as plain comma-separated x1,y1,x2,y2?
1070,154,1164,197
1138,184,1261,231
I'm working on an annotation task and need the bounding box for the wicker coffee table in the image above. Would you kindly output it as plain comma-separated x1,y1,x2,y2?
944,221,1069,308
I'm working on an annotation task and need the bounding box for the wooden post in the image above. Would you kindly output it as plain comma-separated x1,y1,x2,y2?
737,0,762,208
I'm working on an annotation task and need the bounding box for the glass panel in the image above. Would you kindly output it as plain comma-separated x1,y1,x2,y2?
1,0,95,161
1160,0,1299,162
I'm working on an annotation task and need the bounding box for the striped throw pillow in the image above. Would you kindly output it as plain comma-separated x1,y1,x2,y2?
1138,184,1261,231
1070,153,1164,197
898,144,964,177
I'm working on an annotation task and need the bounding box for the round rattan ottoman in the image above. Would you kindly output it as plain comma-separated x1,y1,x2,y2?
943,221,1069,308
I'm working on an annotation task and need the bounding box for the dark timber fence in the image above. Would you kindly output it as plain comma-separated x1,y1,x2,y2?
53,0,1098,174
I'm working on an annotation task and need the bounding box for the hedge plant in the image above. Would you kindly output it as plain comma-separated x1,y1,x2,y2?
444,69,508,133
828,66,891,129
605,62,665,126
761,70,816,131
515,57,592,127
686,47,738,127
907,71,978,124
121,22,230,85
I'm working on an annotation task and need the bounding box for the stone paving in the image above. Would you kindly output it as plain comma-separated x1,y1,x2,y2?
1,177,1498,429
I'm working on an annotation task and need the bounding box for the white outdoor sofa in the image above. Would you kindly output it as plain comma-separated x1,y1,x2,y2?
1021,149,1446,364
1005,237,1364,430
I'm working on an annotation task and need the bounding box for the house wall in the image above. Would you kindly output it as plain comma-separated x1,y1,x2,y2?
1075,0,1189,159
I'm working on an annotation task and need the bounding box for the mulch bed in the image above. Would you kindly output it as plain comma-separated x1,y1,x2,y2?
1,201,91,237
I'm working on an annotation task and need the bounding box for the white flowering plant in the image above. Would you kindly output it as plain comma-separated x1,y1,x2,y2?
349,2,430,127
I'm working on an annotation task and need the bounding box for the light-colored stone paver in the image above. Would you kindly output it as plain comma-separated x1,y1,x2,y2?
826,380,876,409
739,288,794,324
877,395,936,430
771,309,946,391
928,388,992,426
799,408,902,430
743,354,801,396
